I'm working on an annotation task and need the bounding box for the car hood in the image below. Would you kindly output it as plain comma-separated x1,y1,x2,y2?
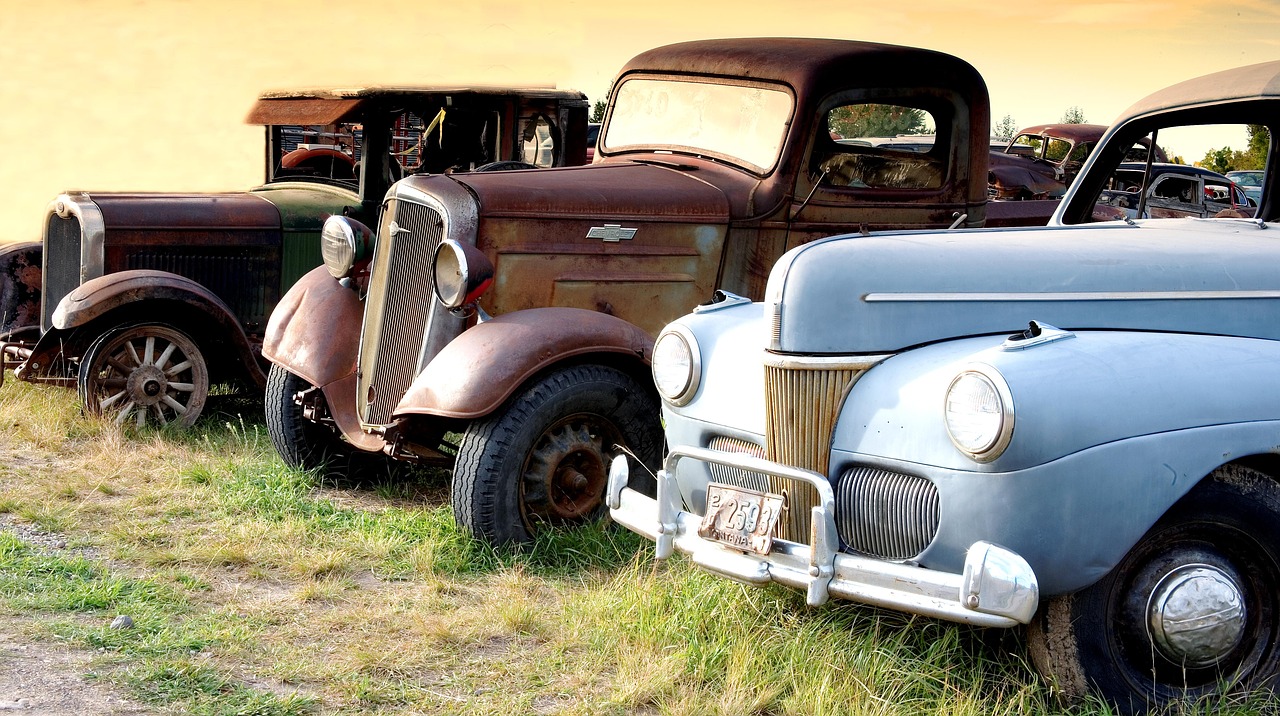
84,192,283,230
765,219,1280,354
987,152,1064,198
448,160,734,223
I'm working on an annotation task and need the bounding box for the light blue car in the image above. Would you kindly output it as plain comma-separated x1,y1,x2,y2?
610,60,1280,713
1227,168,1265,203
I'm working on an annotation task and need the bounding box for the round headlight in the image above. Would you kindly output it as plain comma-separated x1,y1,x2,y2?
433,240,494,309
652,326,700,406
944,366,1014,462
320,216,373,279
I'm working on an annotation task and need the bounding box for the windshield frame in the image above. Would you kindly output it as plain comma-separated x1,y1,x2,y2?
599,73,796,176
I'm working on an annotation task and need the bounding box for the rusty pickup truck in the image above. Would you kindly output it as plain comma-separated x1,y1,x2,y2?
263,38,1059,546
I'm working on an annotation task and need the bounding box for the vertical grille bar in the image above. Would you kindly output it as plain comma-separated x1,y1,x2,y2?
835,466,939,560
706,436,769,492
358,199,446,427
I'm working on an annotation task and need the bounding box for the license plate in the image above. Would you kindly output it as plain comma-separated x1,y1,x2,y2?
698,482,785,555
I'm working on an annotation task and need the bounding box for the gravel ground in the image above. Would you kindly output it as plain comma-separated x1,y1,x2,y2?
0,517,156,715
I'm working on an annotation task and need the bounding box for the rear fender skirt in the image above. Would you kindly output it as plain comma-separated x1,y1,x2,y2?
394,307,653,420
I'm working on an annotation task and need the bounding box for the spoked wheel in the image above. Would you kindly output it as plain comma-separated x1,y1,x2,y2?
451,364,661,545
1028,463,1280,714
78,323,209,428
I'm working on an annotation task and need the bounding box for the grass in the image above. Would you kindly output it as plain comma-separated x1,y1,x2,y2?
0,380,1272,715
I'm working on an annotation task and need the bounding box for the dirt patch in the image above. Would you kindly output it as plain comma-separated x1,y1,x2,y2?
0,629,154,715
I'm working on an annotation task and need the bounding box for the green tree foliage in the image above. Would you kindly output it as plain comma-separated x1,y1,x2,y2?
589,99,607,123
993,114,1018,139
829,104,928,138
1060,106,1087,124
1199,125,1271,173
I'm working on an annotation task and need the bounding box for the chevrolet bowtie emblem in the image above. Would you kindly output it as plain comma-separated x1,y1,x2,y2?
586,224,638,242
389,221,411,237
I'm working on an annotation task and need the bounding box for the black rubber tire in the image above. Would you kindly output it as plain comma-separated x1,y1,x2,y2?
264,363,400,480
78,322,209,428
451,363,661,545
1027,463,1280,714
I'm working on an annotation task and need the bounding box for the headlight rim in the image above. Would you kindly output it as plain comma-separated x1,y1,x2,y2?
320,216,358,279
944,363,1015,463
652,324,701,407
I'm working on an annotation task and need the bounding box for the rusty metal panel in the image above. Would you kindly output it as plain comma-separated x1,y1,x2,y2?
0,241,41,337
245,98,364,126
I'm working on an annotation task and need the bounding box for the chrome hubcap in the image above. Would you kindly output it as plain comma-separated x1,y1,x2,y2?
1147,563,1246,667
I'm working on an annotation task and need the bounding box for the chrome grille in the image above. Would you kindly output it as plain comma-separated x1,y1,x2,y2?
358,199,446,427
706,436,769,493
42,214,82,332
835,466,939,560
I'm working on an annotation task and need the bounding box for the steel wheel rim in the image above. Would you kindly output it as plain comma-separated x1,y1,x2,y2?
84,327,208,428
519,413,622,529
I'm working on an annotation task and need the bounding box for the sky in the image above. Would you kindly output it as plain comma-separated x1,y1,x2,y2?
1,0,1278,240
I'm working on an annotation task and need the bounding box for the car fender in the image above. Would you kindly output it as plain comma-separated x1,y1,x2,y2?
261,265,362,390
0,241,41,339
49,269,264,386
393,307,653,420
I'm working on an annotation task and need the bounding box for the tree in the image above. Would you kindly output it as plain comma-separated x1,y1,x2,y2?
994,114,1018,139
1060,106,1087,124
1198,125,1270,173
589,99,607,123
829,104,928,138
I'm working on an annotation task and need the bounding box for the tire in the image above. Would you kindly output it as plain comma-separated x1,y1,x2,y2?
78,323,209,428
264,363,401,480
451,363,661,545
1027,463,1280,714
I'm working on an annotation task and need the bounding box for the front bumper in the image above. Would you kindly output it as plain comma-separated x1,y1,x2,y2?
607,446,1039,627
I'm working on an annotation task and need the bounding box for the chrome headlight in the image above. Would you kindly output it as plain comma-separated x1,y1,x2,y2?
320,216,373,279
652,325,700,406
944,365,1014,462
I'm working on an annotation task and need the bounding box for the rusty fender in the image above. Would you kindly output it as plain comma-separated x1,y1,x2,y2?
261,265,362,390
0,241,41,339
51,269,263,386
394,307,654,420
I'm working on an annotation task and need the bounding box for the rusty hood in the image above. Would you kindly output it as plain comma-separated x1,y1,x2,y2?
447,161,734,223
84,192,282,230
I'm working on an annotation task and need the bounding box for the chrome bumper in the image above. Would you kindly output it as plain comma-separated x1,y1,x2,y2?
607,446,1039,627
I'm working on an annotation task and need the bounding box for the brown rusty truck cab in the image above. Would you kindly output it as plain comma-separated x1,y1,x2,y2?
0,87,588,428
263,38,1056,545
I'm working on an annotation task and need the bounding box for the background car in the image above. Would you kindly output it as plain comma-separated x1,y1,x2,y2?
1227,168,1264,203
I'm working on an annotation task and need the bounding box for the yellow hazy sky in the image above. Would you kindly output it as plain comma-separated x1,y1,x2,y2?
1,0,1278,240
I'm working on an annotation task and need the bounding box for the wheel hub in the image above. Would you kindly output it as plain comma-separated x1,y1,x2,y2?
126,365,168,407
1147,563,1247,667
524,420,610,523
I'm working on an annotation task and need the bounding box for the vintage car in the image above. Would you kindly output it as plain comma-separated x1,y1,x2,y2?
1099,162,1254,218
1227,168,1265,203
262,38,1061,547
609,60,1280,713
987,122,1167,200
0,87,588,428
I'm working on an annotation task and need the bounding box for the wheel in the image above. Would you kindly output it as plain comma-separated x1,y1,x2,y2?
1027,463,1280,714
451,364,661,545
264,363,401,480
78,323,209,428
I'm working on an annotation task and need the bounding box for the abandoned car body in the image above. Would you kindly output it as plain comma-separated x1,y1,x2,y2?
987,122,1166,200
609,60,1280,713
1099,162,1254,219
262,38,1059,547
0,87,588,428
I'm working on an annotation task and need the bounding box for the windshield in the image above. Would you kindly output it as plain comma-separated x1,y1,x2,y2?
602,77,793,173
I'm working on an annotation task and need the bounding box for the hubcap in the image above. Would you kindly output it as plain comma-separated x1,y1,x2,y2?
1147,563,1247,667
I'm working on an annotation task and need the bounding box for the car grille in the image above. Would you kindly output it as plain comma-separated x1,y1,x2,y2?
42,214,82,332
357,198,446,428
763,357,877,542
126,252,274,327
705,436,769,493
834,466,939,560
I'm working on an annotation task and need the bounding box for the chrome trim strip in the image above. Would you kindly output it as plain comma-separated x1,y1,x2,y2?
762,351,890,371
864,290,1280,302
607,448,1039,626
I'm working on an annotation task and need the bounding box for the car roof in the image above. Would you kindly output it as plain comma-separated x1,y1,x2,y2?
1012,123,1108,143
1116,162,1234,182
1115,60,1280,122
615,37,986,108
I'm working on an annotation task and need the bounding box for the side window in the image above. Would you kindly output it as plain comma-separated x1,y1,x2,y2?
816,103,942,189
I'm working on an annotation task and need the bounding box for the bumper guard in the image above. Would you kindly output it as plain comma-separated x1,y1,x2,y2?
608,446,1039,627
